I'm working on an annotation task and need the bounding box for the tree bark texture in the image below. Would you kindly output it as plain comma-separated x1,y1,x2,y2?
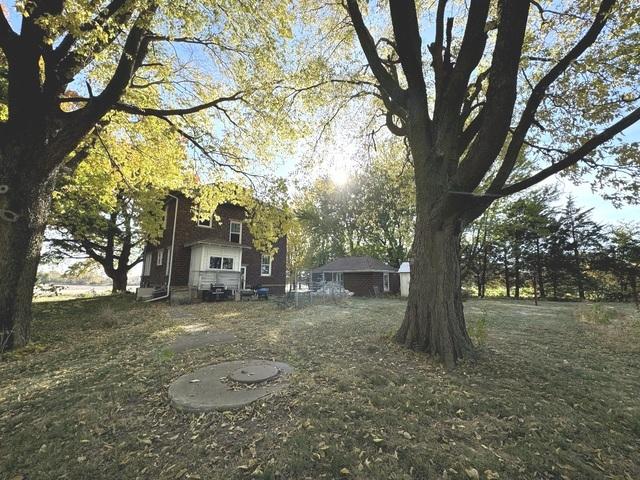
109,270,129,293
0,166,56,350
395,216,474,368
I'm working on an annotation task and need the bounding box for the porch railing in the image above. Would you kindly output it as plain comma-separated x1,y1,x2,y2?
192,270,242,291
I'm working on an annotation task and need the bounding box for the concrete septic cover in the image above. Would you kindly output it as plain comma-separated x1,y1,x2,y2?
168,360,293,412
229,364,280,384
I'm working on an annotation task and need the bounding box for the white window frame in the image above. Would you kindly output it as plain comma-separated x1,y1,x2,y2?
323,272,343,284
209,256,234,271
383,272,390,292
156,249,164,266
260,254,272,276
229,220,242,244
197,213,213,228
143,252,152,276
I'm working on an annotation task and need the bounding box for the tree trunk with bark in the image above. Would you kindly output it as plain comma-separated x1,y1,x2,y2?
344,0,637,368
395,213,475,368
109,269,129,293
0,166,56,351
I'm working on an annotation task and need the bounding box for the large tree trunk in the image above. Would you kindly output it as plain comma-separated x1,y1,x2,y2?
110,270,129,293
0,169,55,351
395,216,475,368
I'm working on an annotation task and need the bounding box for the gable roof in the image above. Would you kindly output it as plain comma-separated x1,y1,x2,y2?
312,256,397,273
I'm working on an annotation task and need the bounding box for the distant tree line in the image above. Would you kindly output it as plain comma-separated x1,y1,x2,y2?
462,191,639,305
294,143,415,269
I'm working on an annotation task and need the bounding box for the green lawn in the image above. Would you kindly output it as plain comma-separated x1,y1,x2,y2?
1,296,639,479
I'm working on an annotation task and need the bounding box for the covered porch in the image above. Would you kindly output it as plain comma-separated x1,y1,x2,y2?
185,239,249,299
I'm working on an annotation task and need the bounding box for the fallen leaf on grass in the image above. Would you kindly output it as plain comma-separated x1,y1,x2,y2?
464,467,479,479
340,467,351,476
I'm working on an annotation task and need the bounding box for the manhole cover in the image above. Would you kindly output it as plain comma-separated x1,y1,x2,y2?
168,360,293,412
229,364,280,384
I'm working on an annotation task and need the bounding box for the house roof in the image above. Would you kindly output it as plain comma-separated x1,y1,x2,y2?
312,256,398,273
398,262,410,273
184,239,251,249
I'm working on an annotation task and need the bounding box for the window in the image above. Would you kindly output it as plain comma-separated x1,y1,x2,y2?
261,254,272,276
209,256,234,270
197,215,212,228
229,220,242,243
143,253,152,276
383,272,390,292
323,272,343,284
157,249,164,266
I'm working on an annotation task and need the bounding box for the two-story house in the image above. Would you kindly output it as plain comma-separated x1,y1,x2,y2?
140,192,286,299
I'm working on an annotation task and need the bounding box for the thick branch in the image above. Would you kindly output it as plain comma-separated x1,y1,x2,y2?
345,0,406,107
489,0,616,191
54,0,130,70
388,0,426,94
455,0,530,191
438,0,490,117
499,106,640,195
0,7,18,52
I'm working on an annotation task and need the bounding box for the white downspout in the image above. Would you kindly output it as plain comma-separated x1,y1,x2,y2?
146,193,179,302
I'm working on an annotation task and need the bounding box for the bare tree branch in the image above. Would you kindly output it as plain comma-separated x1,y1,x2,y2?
499,105,640,195
344,0,406,108
489,0,617,192
455,0,530,191
388,0,427,94
61,91,246,118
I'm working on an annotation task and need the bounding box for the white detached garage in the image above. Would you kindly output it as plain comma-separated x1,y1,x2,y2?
399,262,410,297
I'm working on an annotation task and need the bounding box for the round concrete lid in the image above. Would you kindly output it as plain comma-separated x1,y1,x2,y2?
229,364,280,384
168,360,293,412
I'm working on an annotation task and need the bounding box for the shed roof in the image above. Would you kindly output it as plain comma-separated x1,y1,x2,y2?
312,256,397,273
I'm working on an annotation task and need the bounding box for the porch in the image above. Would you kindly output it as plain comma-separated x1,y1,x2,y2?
191,270,243,293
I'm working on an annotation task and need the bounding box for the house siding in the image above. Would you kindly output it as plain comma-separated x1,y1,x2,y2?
343,272,400,296
141,193,286,295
